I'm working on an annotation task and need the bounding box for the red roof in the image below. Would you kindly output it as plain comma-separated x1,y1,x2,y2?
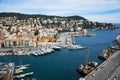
0,37,8,40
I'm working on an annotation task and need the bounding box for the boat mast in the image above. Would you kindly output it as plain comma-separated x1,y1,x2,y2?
84,48,90,69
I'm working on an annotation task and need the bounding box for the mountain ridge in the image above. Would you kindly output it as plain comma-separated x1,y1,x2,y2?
0,12,86,20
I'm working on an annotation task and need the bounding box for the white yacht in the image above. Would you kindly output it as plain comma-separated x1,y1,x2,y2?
15,69,23,74
46,48,52,53
79,78,85,80
18,66,29,70
14,72,34,79
52,46,61,50
40,48,48,53
67,45,85,50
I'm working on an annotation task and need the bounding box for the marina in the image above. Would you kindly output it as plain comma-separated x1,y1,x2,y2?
0,31,87,56
0,46,61,56
14,63,34,79
0,0,120,79
0,30,120,80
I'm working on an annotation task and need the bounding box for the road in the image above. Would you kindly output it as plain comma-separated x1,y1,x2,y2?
84,51,120,80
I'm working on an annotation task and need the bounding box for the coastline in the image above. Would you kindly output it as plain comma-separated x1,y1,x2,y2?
0,30,119,80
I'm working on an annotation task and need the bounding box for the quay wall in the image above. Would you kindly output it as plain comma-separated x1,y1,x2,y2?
84,51,120,80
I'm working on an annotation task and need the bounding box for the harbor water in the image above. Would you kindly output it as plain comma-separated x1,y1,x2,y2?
0,30,120,80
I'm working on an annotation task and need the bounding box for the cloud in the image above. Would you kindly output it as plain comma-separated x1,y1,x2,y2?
83,12,120,23
0,0,120,23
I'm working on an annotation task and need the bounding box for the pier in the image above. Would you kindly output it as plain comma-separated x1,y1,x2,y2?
56,32,75,47
82,51,120,80
0,62,14,80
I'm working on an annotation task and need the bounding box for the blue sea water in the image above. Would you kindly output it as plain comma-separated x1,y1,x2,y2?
0,30,120,80
115,23,120,27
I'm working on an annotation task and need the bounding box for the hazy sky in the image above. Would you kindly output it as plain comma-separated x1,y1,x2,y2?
0,0,120,23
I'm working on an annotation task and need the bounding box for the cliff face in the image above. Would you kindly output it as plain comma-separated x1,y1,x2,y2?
0,12,119,30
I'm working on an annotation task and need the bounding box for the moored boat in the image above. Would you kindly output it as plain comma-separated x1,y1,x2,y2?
77,61,98,76
77,48,98,76
67,44,85,50
16,64,30,68
110,46,120,50
79,78,85,80
18,66,29,70
14,74,26,78
98,49,115,60
15,69,23,74
14,72,34,79
52,46,61,50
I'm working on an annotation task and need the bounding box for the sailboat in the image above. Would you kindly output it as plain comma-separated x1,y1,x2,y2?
77,48,98,76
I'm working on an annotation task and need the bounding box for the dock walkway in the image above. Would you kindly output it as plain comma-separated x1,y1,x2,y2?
83,51,120,80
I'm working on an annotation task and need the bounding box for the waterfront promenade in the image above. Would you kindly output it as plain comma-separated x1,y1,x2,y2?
83,50,120,80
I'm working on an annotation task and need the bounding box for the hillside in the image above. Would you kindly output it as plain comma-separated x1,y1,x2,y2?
0,12,119,31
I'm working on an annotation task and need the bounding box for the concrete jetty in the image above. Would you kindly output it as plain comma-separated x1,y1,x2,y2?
82,51,120,80
56,32,74,47
0,62,14,80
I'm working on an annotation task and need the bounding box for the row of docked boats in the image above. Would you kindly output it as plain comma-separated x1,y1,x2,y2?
14,64,34,79
15,64,30,74
0,52,13,56
29,46,61,56
0,44,86,56
0,46,61,56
